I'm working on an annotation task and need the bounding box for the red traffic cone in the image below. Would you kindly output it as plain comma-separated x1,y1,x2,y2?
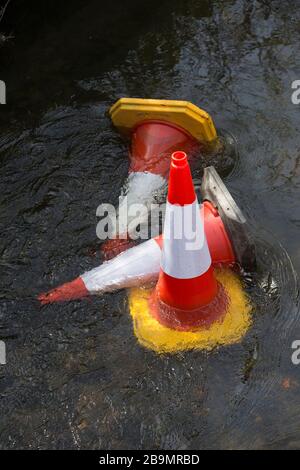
103,97,220,260
101,121,197,260
130,121,196,176
38,201,235,305
150,151,228,331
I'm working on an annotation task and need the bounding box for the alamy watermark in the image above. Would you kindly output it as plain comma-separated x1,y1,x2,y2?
96,197,204,250
0,340,6,365
96,198,164,241
291,340,300,365
0,80,6,104
291,80,300,105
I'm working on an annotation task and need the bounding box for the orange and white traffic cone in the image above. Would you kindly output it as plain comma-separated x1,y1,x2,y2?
38,163,255,305
38,238,162,304
101,97,219,260
101,121,198,260
38,202,235,305
149,151,228,331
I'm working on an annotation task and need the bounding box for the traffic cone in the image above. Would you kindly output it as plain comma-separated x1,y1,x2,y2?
39,239,162,304
102,97,218,260
149,151,228,331
38,201,235,305
39,161,258,305
101,121,198,260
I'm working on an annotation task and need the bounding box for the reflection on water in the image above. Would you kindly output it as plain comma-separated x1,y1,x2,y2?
0,0,300,449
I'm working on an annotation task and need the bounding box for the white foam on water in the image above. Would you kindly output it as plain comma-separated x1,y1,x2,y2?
116,172,167,238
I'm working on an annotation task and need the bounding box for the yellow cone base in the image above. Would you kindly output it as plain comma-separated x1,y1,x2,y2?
128,268,252,354
109,98,217,143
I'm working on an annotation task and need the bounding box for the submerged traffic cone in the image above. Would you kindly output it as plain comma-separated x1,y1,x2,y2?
38,201,235,305
39,239,162,304
102,98,218,260
39,164,255,305
149,151,228,331
102,122,197,259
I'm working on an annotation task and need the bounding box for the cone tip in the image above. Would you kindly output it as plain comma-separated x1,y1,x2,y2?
168,150,195,205
171,151,188,168
38,277,88,305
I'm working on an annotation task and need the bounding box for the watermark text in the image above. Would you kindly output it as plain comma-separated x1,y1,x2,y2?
0,80,6,104
0,340,6,365
291,80,300,105
96,197,205,250
291,340,300,365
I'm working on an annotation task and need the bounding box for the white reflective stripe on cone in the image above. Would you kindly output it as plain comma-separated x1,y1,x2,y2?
81,238,162,294
161,200,211,279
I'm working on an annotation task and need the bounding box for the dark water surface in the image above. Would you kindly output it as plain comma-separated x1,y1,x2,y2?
0,0,300,449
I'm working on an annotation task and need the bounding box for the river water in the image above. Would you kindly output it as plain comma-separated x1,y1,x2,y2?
0,0,300,449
